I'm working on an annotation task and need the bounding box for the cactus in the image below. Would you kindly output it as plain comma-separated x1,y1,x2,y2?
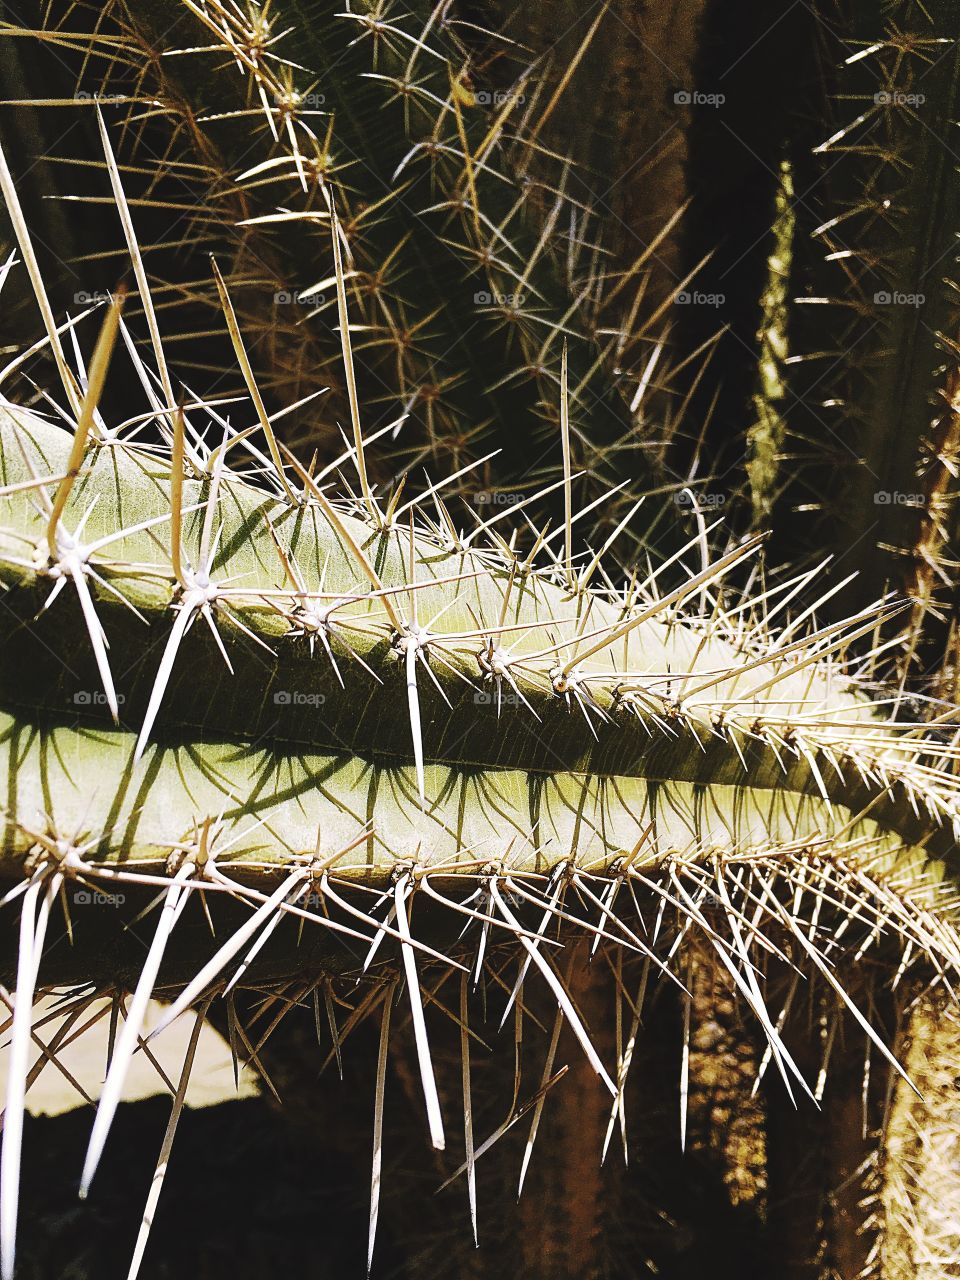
880,992,960,1279
775,0,960,678
1,269,960,1274
0,0,690,555
2,3,960,1277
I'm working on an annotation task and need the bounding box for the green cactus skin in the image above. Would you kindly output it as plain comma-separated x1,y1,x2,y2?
1,405,955,884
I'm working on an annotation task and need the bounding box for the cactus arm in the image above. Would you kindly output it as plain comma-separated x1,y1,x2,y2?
780,1,960,652
1,406,955,885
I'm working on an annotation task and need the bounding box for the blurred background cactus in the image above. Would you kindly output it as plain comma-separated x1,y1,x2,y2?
2,2,960,1279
